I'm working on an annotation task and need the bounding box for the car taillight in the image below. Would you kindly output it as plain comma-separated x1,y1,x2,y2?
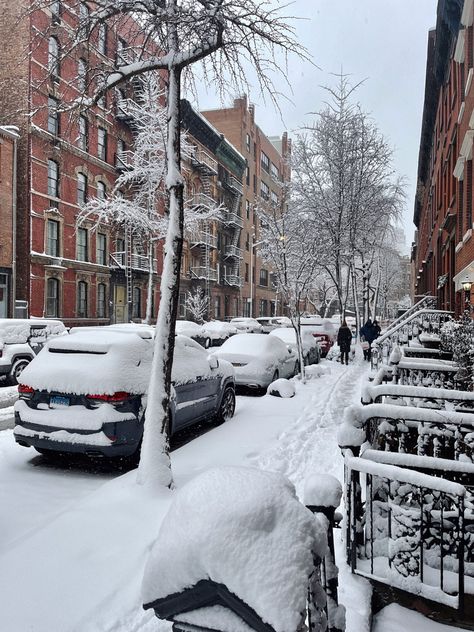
18,384,34,398
87,392,130,402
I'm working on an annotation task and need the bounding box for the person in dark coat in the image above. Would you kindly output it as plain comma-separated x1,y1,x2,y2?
337,319,352,365
372,320,381,339
360,318,373,361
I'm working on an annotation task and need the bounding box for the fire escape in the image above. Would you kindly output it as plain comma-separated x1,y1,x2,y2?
188,147,219,302
221,172,244,287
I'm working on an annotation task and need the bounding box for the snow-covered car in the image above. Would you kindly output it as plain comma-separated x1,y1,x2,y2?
13,331,235,459
175,320,212,348
300,317,336,358
229,317,263,333
0,318,67,385
201,320,238,346
213,333,298,390
269,327,321,366
256,317,289,333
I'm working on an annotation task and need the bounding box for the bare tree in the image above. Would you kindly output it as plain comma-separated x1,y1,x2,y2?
28,0,307,488
184,286,209,323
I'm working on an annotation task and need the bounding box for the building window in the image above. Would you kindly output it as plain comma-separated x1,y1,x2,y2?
48,37,60,80
270,190,278,206
96,232,106,265
98,127,107,161
76,227,88,261
79,2,89,38
245,263,249,282
46,278,60,317
259,299,267,316
46,219,59,256
253,174,257,193
51,1,60,20
214,296,221,319
246,133,251,152
48,97,59,135
132,286,141,319
259,268,268,286
78,115,88,150
261,151,270,173
246,199,251,220
246,166,250,186
96,181,106,200
47,159,59,199
77,281,88,318
271,162,279,180
260,181,270,201
77,173,87,206
77,58,87,92
116,237,125,253
98,23,107,55
97,283,106,318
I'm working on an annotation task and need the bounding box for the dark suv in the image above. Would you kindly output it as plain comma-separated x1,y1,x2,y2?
14,329,235,459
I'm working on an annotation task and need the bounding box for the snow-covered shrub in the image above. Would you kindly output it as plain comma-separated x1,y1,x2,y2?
267,378,295,398
326,345,340,361
440,312,474,389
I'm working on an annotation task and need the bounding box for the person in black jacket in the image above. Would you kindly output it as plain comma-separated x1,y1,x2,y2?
337,319,352,365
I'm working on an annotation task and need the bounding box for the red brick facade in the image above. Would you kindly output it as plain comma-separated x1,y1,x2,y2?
202,96,291,317
0,126,18,317
414,0,474,314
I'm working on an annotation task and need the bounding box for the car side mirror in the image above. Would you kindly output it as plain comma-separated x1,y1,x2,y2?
208,355,219,369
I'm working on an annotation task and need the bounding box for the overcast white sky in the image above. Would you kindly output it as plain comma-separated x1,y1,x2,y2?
189,0,439,255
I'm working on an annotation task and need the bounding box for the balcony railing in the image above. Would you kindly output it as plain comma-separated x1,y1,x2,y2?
115,150,134,171
116,98,137,121
189,232,218,249
190,146,218,175
224,244,243,259
110,251,157,273
222,211,243,228
190,266,218,281
186,192,216,209
224,175,243,195
223,274,242,287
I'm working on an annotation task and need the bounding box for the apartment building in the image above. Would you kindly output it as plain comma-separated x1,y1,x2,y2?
413,0,474,314
202,96,291,318
0,0,161,325
0,126,19,317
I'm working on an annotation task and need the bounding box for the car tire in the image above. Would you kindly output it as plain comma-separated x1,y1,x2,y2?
8,359,30,385
215,386,236,424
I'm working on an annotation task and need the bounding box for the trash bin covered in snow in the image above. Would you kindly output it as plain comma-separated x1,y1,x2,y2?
142,466,330,632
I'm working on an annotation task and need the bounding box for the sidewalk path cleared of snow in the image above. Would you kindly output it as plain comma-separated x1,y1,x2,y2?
0,360,371,632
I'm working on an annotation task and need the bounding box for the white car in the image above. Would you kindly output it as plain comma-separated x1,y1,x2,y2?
201,320,238,346
175,320,212,348
213,333,298,390
269,327,321,366
229,317,263,334
255,317,289,333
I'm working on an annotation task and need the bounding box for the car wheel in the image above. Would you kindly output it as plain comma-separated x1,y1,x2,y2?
215,386,236,424
8,359,30,385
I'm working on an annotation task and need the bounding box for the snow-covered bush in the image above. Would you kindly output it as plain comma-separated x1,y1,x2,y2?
326,345,340,361
440,312,474,389
267,378,295,398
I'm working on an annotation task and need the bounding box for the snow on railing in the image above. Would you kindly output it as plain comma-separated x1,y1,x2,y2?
344,450,469,614
143,467,345,632
361,382,474,412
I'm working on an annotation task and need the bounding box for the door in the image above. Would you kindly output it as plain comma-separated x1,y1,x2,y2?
114,285,126,323
0,274,8,318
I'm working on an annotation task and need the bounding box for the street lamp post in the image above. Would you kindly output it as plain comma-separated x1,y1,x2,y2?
462,277,472,312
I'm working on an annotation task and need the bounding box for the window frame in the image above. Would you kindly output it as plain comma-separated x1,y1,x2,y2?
77,173,88,206
46,219,60,257
77,280,88,318
47,159,59,199
76,226,88,261
46,277,60,317
48,36,60,80
97,127,107,161
78,115,88,151
97,282,106,318
47,96,59,135
96,232,106,265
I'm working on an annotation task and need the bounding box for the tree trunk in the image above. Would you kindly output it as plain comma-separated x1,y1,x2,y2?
145,238,154,325
137,59,183,488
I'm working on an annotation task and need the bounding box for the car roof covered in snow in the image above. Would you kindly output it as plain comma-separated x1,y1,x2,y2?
218,333,286,355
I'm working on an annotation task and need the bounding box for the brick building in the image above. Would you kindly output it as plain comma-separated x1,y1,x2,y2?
413,0,474,314
0,126,19,317
202,96,291,318
0,0,161,325
180,100,246,320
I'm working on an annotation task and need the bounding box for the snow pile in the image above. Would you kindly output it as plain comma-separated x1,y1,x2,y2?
0,318,66,346
326,345,340,361
304,473,342,508
267,378,295,398
142,466,327,632
305,364,330,379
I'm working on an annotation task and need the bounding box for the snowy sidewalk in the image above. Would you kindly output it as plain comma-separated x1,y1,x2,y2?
0,360,370,632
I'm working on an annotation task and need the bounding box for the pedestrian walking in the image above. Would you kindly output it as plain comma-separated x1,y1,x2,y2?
360,318,373,361
337,319,352,365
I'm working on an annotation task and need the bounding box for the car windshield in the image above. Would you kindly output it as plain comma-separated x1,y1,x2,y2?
221,334,272,354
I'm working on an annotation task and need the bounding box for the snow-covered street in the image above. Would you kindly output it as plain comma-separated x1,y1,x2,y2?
0,360,373,632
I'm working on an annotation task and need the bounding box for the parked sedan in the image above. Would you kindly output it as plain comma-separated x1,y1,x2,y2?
175,320,212,348
229,317,263,334
269,327,320,366
13,330,235,459
201,320,238,346
213,333,298,390
256,317,288,333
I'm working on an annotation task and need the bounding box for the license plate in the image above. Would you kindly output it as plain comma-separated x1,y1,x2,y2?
50,395,70,408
